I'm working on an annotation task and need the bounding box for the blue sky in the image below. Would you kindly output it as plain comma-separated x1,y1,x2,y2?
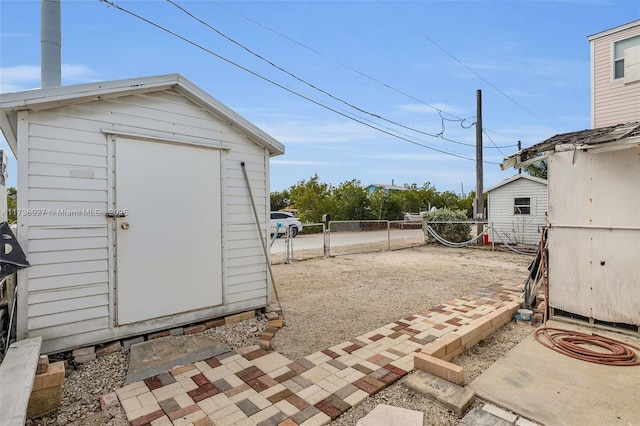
1,1,639,194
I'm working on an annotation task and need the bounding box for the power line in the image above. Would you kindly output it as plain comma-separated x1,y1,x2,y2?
98,0,501,164
483,129,506,157
168,0,504,150
208,0,518,149
436,112,476,138
377,0,542,122
209,0,456,119
483,127,515,141
303,91,479,161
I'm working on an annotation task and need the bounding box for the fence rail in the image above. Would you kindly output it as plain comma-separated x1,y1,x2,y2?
270,219,545,264
424,220,544,255
487,220,546,247
270,220,425,264
270,223,326,264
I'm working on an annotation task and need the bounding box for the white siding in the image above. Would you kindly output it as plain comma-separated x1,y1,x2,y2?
548,149,640,325
592,25,640,128
18,90,271,353
487,177,547,246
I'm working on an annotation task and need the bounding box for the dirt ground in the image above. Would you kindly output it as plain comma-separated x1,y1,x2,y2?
270,244,532,361
270,244,536,425
28,244,536,426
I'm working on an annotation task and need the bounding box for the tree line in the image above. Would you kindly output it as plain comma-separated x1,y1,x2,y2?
270,175,479,224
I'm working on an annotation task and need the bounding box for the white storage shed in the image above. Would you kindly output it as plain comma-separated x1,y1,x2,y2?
0,74,285,353
485,174,548,246
502,122,640,329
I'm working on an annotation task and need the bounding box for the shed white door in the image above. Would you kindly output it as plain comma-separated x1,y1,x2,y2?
114,138,223,325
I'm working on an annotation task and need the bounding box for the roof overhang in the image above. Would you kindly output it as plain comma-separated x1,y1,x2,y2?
0,73,285,158
501,121,640,171
587,19,640,41
485,174,547,193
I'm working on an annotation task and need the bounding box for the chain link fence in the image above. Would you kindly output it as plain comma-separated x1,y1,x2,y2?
270,223,326,264
270,220,426,264
328,220,389,256
423,220,544,255
269,218,545,264
487,220,546,248
328,220,425,256
271,220,547,264
389,221,425,249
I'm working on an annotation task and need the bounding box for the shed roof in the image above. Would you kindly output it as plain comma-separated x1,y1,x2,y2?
501,121,640,170
0,73,285,157
485,174,547,193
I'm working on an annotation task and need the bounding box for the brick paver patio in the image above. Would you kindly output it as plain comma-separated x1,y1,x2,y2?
115,281,523,426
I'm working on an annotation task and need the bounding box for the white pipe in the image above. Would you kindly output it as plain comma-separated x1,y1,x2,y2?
549,224,640,231
41,0,62,88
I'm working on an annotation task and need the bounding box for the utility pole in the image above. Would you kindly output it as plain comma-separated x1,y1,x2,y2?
517,140,522,174
475,90,483,243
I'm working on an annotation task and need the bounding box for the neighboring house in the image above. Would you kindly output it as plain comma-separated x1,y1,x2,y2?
485,174,548,246
0,74,285,353
501,121,640,329
589,19,640,128
365,183,407,195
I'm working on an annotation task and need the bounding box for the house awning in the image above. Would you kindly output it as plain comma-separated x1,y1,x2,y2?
501,121,640,170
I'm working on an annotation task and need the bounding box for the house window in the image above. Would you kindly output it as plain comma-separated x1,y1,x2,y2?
614,35,640,79
514,198,530,215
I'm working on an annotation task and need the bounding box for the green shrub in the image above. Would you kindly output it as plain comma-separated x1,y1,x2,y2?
424,208,471,243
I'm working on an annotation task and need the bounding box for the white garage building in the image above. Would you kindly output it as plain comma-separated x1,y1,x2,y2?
485,174,548,246
0,74,284,353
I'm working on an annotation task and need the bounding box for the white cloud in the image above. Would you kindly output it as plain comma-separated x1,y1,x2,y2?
0,64,96,92
0,65,41,92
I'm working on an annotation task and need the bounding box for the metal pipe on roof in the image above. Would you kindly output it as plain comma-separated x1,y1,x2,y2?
41,0,62,88
554,144,576,152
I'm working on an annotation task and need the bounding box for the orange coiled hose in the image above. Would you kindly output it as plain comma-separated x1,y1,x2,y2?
534,326,640,366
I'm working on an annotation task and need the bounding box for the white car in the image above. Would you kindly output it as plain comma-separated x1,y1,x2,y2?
270,211,302,237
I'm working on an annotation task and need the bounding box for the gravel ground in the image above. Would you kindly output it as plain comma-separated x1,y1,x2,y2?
26,245,535,425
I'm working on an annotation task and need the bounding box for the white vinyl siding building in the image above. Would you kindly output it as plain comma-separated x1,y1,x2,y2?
0,74,284,353
485,175,548,246
501,122,640,329
589,19,640,128
548,147,640,326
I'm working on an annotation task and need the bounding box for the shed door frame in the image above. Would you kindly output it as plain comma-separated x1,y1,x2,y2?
106,133,227,326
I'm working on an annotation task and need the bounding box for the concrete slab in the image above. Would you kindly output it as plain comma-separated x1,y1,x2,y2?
516,417,541,426
482,403,517,423
460,407,513,426
469,320,640,426
125,334,231,384
355,404,423,426
0,336,42,426
404,370,475,415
